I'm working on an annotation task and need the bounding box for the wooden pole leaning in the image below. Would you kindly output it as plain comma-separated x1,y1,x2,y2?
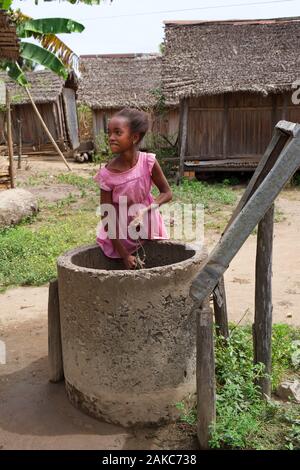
25,86,71,171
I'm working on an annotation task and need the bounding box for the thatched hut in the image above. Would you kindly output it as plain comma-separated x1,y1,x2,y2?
162,17,300,174
78,53,179,150
0,70,79,158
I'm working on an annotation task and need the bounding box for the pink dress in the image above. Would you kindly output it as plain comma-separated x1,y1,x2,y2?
94,152,169,258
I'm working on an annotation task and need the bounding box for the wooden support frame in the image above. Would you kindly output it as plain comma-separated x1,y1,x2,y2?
196,299,216,449
48,279,64,383
253,204,274,398
191,121,299,304
192,120,300,448
213,276,229,339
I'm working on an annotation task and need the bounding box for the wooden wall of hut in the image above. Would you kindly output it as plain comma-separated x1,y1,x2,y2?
92,107,179,149
0,100,69,151
186,92,300,159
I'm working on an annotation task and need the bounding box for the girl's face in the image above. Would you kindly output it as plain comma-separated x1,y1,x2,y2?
108,116,139,153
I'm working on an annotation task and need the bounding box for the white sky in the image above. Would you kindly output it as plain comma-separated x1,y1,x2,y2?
12,0,300,55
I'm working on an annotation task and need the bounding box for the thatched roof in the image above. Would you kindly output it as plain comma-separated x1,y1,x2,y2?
0,10,19,60
78,53,177,109
0,70,64,105
162,17,300,99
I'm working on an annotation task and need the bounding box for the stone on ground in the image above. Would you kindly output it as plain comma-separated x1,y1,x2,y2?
0,188,38,228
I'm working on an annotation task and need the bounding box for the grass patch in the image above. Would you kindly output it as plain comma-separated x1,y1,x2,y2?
0,211,98,292
55,173,99,192
176,324,300,450
170,178,237,208
17,172,51,187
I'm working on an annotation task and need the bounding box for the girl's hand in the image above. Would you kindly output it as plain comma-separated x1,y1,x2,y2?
123,254,137,269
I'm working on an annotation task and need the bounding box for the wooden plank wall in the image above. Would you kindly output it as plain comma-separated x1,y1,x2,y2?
62,88,80,150
187,92,300,160
93,107,179,149
0,103,61,146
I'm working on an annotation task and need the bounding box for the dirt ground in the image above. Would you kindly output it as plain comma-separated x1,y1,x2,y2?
0,159,299,449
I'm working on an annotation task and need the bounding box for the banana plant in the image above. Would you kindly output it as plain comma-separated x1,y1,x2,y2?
12,12,85,78
0,0,107,171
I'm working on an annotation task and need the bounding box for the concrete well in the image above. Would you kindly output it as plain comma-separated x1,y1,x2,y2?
57,241,206,427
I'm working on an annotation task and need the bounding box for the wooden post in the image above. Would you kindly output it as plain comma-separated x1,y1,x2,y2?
271,94,277,130
196,300,216,449
48,279,64,383
17,118,22,170
179,98,188,180
213,276,229,339
223,93,229,158
282,94,288,121
25,86,71,171
253,204,274,399
6,89,15,188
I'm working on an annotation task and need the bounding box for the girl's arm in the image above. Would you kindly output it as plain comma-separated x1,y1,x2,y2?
151,159,173,207
136,160,172,219
100,189,137,269
130,161,172,228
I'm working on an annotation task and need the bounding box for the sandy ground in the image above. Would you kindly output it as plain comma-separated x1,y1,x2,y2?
0,288,196,450
224,196,300,327
0,159,299,449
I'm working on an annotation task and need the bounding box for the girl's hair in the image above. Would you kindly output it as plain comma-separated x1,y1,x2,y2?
115,108,149,143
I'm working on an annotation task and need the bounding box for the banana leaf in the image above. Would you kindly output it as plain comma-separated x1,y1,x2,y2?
5,62,28,86
17,18,85,37
20,42,68,80
0,0,13,10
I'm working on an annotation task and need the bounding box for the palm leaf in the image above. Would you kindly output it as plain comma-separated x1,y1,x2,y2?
17,18,84,37
19,42,68,80
14,14,82,71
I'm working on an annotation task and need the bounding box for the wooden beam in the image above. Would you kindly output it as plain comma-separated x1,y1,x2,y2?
196,299,216,449
6,88,14,188
253,204,274,398
48,279,64,383
190,121,300,305
179,98,188,180
223,126,290,233
213,276,229,339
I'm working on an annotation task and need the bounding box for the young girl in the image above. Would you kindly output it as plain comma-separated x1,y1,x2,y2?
94,108,172,270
